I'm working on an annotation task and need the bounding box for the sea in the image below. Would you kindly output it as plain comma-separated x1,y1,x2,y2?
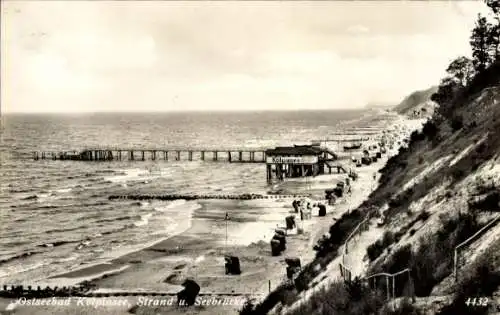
0,109,392,284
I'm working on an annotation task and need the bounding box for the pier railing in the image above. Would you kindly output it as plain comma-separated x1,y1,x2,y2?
31,145,342,164
32,147,269,163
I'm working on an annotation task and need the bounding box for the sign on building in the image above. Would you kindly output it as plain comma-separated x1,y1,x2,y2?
266,156,318,164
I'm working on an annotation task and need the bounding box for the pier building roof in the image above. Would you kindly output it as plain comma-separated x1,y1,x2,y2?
265,145,324,156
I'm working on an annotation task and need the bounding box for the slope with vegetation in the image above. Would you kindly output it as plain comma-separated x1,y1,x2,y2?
393,86,438,117
240,1,500,314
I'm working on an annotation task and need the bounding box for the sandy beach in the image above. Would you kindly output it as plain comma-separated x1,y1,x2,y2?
0,115,424,315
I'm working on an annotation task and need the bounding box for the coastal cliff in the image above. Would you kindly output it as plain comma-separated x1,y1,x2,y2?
243,66,500,315
393,86,438,116
242,4,500,311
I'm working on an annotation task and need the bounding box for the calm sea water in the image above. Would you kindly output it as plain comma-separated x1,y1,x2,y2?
0,110,387,283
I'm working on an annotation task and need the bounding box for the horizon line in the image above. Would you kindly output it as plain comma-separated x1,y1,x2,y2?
1,108,395,115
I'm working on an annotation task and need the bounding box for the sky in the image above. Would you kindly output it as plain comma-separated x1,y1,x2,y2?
0,0,491,113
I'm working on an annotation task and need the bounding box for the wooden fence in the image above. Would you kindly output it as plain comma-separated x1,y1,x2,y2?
363,268,414,301
453,213,500,282
342,213,372,265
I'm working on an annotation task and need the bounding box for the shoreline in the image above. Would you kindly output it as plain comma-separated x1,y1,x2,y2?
0,113,423,315
50,116,414,288
46,117,413,280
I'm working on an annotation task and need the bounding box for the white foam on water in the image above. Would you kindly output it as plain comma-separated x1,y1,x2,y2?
0,260,52,279
105,168,172,183
134,213,153,227
153,199,187,211
92,200,198,262
56,187,72,193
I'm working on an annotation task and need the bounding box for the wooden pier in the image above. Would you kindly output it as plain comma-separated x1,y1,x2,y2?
32,147,269,163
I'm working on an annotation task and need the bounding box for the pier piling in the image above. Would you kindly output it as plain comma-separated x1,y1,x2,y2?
32,146,315,167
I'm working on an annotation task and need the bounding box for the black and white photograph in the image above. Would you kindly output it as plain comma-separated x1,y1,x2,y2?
1,0,500,314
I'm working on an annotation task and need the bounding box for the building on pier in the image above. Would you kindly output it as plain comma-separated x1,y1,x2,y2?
265,145,336,183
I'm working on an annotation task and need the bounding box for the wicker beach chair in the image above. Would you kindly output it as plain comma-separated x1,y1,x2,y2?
225,256,241,275
177,279,200,306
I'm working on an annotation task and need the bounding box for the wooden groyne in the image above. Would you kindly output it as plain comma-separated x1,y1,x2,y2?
311,137,371,143
109,194,312,201
32,147,268,163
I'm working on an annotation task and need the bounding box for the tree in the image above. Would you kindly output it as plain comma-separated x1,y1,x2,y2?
486,0,500,61
445,56,475,87
430,77,459,106
487,24,500,61
486,0,500,15
470,14,493,72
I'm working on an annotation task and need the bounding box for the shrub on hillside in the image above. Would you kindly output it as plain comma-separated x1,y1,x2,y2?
469,191,500,211
239,298,256,315
388,188,414,210
367,231,396,262
320,209,363,257
370,212,483,297
450,115,464,131
436,259,500,315
410,130,426,143
451,168,466,181
422,120,439,139
417,210,430,221
287,280,386,315
474,190,499,209
381,298,423,315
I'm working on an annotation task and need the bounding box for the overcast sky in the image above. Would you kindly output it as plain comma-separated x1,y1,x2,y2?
0,1,489,113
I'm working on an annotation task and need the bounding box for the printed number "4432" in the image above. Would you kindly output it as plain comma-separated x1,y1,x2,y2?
465,297,489,307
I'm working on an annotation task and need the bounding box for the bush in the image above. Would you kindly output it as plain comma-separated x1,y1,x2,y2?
367,241,384,262
370,212,484,298
388,188,415,211
451,168,466,181
366,231,397,262
468,191,500,211
239,298,256,315
382,298,423,315
450,115,464,131
410,130,426,143
417,210,430,221
422,120,439,139
287,280,386,315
